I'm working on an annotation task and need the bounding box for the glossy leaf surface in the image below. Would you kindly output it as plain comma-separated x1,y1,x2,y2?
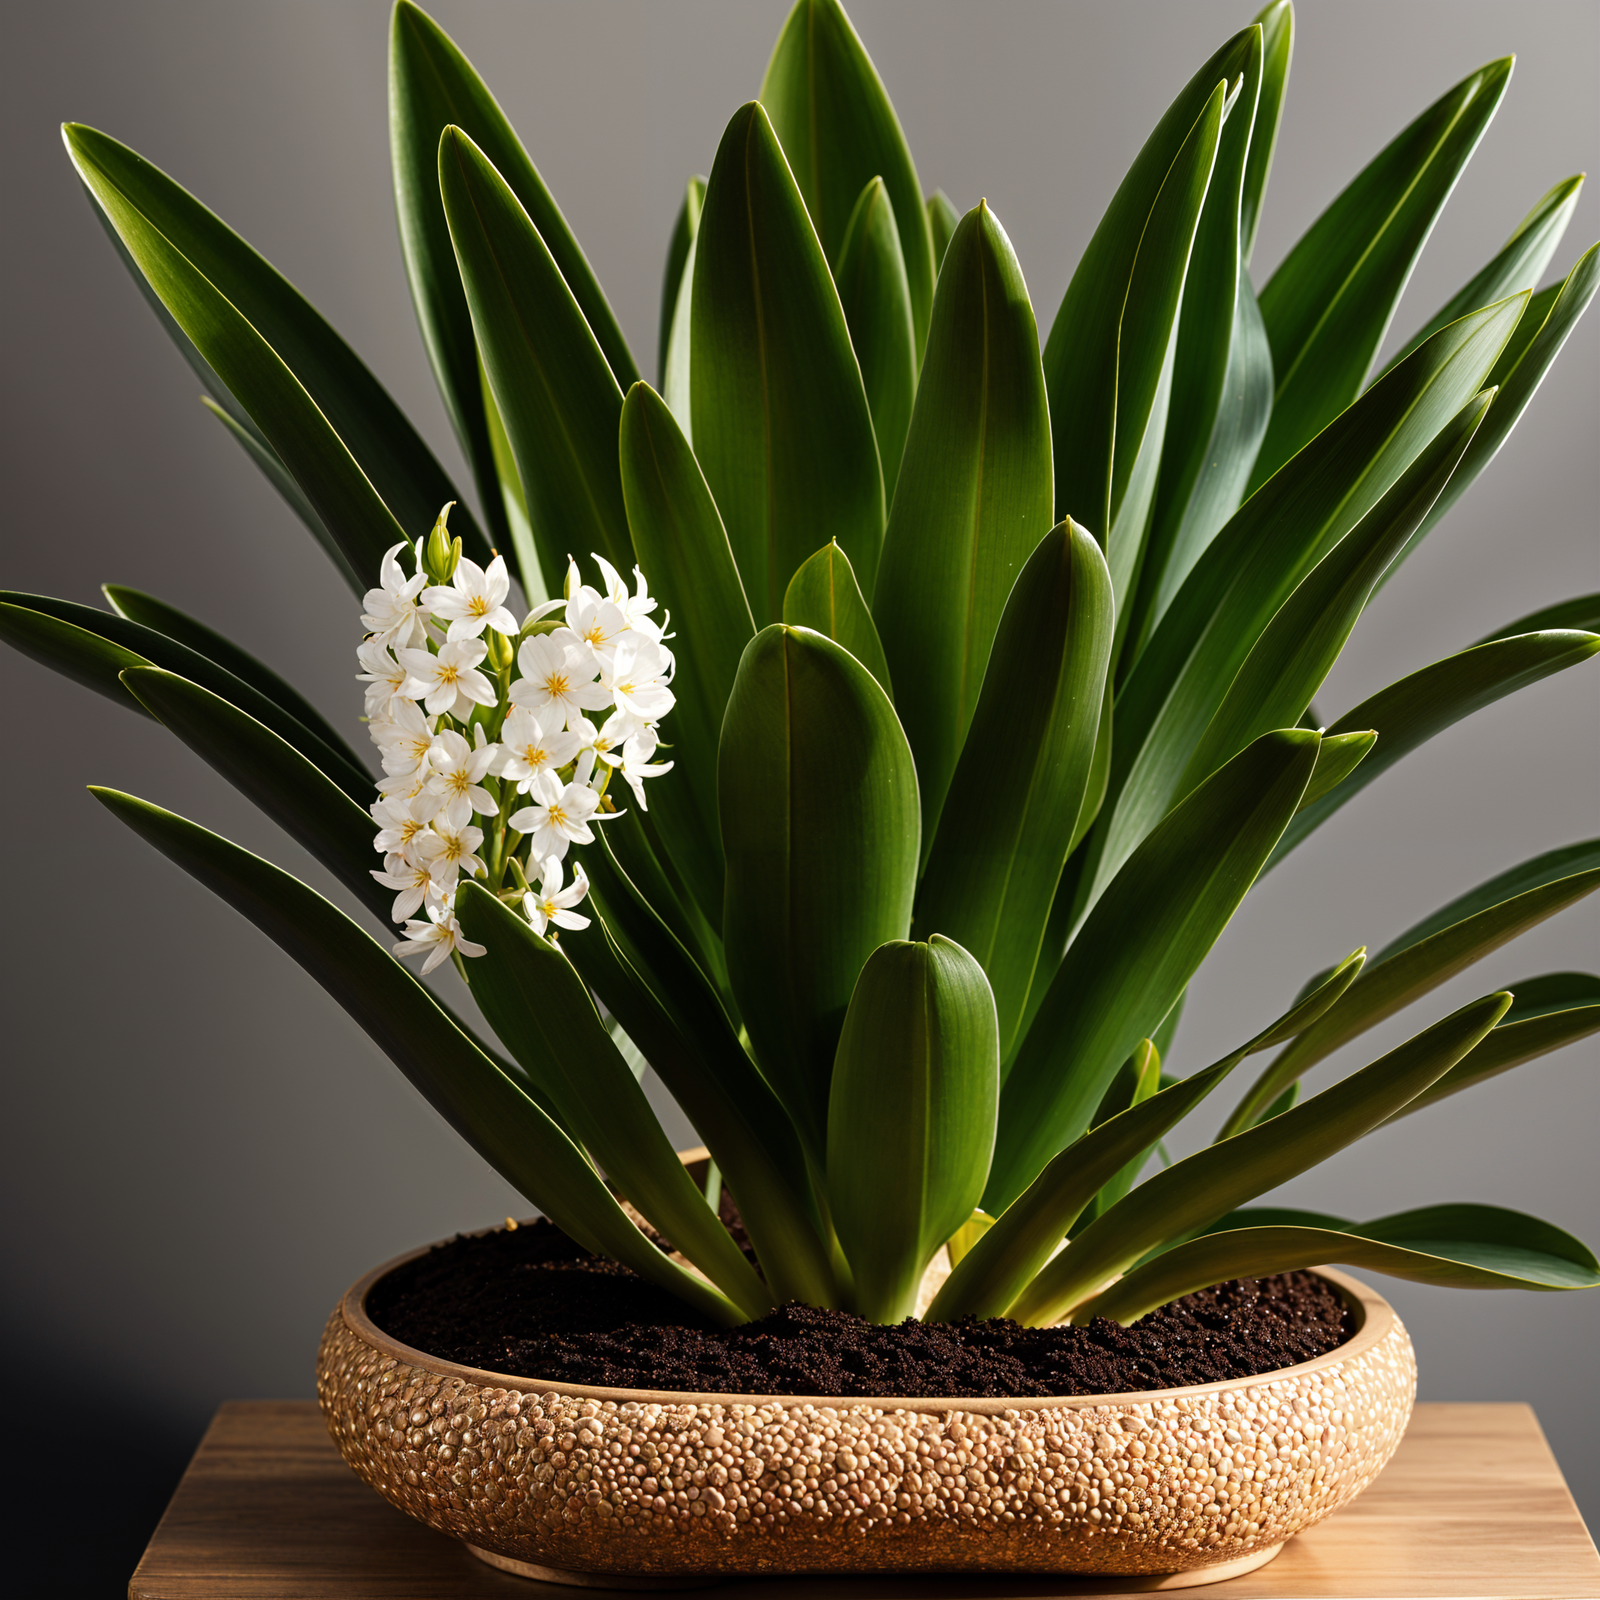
1251,58,1512,487
691,103,884,623
657,177,704,385
927,190,959,270
873,202,1053,845
760,0,936,352
783,541,892,698
828,937,999,1322
915,521,1112,1053
719,626,920,1153
1239,0,1293,264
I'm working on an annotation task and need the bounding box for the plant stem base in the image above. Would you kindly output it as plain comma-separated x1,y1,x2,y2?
465,1543,1285,1590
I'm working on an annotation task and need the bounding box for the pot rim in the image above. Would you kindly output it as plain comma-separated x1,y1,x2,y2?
338,1227,1395,1416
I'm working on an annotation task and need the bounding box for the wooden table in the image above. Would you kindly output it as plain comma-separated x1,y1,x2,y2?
129,1402,1600,1599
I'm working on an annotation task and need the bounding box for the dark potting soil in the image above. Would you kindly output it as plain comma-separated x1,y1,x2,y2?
366,1217,1355,1400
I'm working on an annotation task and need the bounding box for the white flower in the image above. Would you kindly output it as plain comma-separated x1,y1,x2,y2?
510,630,612,729
619,731,674,811
356,638,409,718
423,554,518,642
497,705,581,793
564,589,630,668
592,552,660,632
422,728,500,831
361,542,429,649
508,772,605,862
399,638,497,719
523,855,591,937
423,823,486,895
393,901,486,976
371,851,440,922
370,698,437,777
601,636,676,723
370,794,435,864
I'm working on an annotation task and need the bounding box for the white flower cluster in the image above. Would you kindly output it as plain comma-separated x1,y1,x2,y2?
356,506,675,974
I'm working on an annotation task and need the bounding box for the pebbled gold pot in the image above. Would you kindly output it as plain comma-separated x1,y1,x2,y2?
316,1225,1416,1590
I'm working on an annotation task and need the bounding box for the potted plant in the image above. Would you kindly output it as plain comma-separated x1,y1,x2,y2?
5,0,1597,1585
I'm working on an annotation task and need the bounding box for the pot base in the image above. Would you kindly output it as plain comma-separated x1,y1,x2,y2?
466,1540,1285,1590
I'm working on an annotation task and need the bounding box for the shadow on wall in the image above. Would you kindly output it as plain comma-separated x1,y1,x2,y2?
0,1323,198,1599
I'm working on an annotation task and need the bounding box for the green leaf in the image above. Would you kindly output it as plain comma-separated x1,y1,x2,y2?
103,584,353,760
872,202,1054,846
1297,730,1376,812
1269,628,1600,867
657,177,705,386
438,126,632,595
1129,24,1274,665
1179,386,1493,788
828,936,999,1322
930,947,1363,1323
1086,1203,1600,1326
1377,242,1600,587
64,123,484,588
0,593,371,801
198,397,359,591
1043,31,1245,611
1392,975,1600,1120
1015,992,1512,1324
390,0,637,563
1476,595,1600,642
1084,296,1526,912
690,102,884,624
560,893,839,1309
1383,176,1584,374
454,883,771,1321
1250,58,1512,489
914,521,1113,1054
618,383,755,928
927,190,960,271
989,727,1320,1213
719,625,920,1154
835,179,917,498
759,0,936,354
90,786,745,1326
1227,843,1600,1133
1238,0,1293,266
782,541,893,698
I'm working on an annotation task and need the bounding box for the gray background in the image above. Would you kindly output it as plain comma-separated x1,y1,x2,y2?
2,2,1595,1592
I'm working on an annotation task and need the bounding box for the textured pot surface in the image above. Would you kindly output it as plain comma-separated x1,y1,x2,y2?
317,1239,1416,1583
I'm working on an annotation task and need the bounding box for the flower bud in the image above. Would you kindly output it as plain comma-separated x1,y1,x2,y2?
486,628,515,672
563,555,581,601
423,502,460,583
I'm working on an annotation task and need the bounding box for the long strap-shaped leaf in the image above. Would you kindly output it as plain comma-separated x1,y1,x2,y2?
1377,241,1600,588
719,625,920,1154
1044,28,1252,565
828,936,999,1323
783,541,892,698
1083,296,1524,914
103,585,351,758
1225,843,1600,1134
64,124,484,585
1129,23,1274,664
560,894,838,1310
438,127,633,595
454,883,771,1321
989,727,1320,1214
930,948,1364,1323
658,178,705,387
1250,58,1512,488
618,383,754,929
390,1,637,565
759,0,936,357
1179,386,1492,787
0,593,370,800
1013,993,1511,1325
1083,1203,1600,1326
915,522,1112,1055
1238,0,1293,265
691,102,884,624
873,201,1054,848
1478,595,1600,642
1268,627,1600,868
90,787,745,1326
834,178,917,498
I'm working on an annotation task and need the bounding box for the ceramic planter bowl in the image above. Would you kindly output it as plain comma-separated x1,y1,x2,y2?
317,1230,1416,1589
